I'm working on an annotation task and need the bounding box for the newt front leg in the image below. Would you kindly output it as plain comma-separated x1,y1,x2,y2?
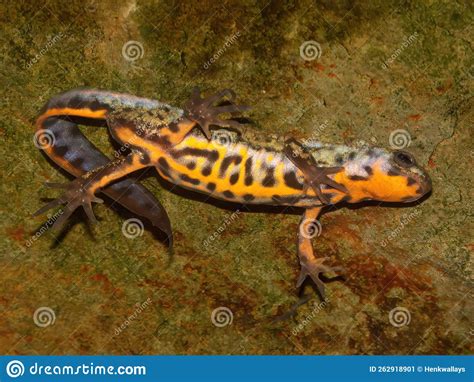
296,207,343,299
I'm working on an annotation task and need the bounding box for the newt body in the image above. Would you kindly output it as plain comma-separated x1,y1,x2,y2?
34,88,431,297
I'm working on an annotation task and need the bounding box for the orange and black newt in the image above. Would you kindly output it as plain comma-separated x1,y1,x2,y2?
34,88,432,297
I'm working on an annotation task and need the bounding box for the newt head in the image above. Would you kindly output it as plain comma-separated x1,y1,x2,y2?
305,143,432,204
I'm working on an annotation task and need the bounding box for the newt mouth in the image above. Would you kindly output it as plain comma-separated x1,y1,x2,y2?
403,172,432,202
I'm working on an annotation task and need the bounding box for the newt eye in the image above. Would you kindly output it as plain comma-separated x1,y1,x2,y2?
393,150,416,168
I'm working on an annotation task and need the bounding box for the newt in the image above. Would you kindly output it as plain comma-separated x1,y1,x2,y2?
34,88,432,298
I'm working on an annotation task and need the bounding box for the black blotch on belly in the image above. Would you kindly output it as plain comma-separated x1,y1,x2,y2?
202,166,212,176
207,182,216,192
229,173,239,185
364,166,373,175
139,151,151,165
158,157,172,178
172,147,219,163
243,194,255,202
186,162,196,170
262,168,275,187
284,171,304,190
219,155,242,177
348,175,368,181
244,157,253,186
223,190,234,198
271,195,298,205
180,174,200,185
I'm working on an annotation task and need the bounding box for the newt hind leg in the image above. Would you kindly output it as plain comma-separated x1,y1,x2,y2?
296,207,344,299
34,152,148,231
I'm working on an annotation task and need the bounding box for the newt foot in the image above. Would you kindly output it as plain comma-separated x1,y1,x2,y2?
296,257,344,299
184,87,251,139
33,180,103,230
